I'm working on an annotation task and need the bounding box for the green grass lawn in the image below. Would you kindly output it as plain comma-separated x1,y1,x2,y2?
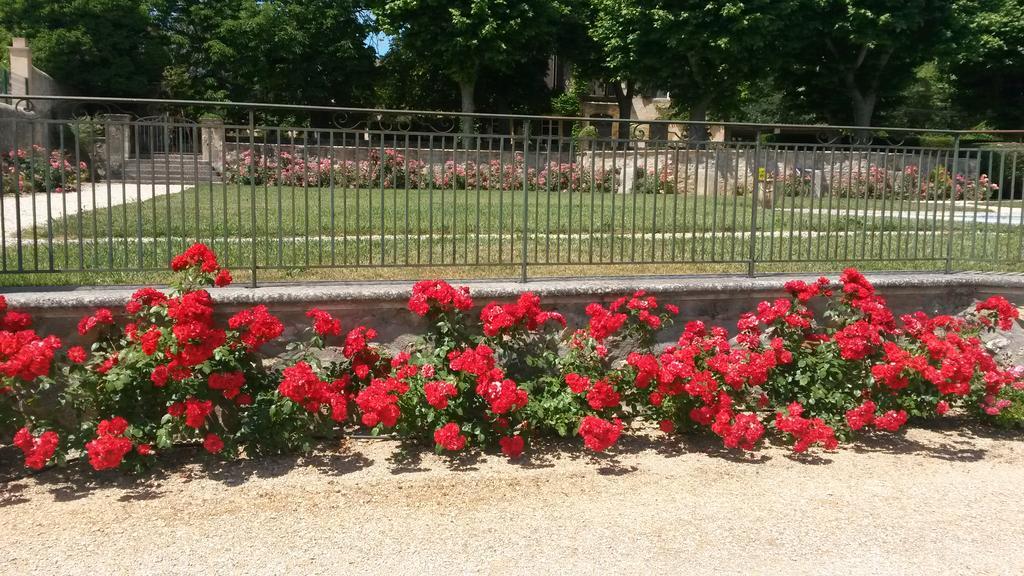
35,184,992,241
4,184,1022,286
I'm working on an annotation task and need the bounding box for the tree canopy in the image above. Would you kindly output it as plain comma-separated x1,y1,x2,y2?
0,0,1019,130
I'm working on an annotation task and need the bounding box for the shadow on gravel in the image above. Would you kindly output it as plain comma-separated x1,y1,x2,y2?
0,440,375,505
849,418,1022,462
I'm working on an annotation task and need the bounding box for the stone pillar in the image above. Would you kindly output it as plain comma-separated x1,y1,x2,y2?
8,38,31,97
103,114,131,178
201,118,225,172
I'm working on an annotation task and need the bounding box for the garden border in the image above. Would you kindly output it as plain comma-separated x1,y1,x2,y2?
6,271,1022,350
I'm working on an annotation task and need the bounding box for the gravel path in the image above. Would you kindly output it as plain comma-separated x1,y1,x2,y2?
1,184,184,239
2,425,1023,576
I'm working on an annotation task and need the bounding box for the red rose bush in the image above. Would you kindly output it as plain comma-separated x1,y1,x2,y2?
2,243,1023,474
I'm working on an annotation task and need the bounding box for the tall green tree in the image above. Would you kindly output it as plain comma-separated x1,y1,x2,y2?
374,0,564,131
643,0,791,137
584,0,649,124
586,0,789,137
153,0,377,108
0,0,167,96
785,0,954,128
946,0,1024,129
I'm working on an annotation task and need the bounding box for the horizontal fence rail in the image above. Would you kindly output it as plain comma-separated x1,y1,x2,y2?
1,94,1024,286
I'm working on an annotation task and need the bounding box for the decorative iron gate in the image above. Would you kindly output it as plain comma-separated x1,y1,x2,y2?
131,115,200,157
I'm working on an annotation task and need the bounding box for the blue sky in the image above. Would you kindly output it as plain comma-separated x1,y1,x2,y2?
365,32,392,56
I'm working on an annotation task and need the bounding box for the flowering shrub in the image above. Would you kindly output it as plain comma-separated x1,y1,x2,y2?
2,146,89,195
224,148,617,193
2,245,1024,474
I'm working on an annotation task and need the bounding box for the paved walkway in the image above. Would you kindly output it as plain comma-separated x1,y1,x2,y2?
1,184,184,239
2,425,1022,575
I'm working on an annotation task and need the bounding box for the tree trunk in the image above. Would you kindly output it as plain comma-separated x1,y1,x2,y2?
850,90,876,144
459,79,476,136
688,98,711,143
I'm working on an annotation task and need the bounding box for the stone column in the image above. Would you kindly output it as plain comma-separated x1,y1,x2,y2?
8,38,31,97
201,118,225,172
103,114,131,178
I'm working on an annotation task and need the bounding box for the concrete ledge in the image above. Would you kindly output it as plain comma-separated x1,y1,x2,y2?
5,272,1023,350
6,272,1024,308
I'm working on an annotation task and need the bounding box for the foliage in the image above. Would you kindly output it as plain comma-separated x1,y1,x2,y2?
3,244,1024,475
0,0,167,96
223,148,619,193
945,0,1024,129
373,0,564,120
1,146,89,195
152,0,377,108
781,0,955,127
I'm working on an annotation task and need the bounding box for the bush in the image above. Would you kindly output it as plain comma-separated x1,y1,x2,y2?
224,148,618,193
1,145,90,195
2,244,1023,474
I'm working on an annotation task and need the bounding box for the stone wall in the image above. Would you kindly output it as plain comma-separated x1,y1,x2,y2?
5,273,1019,357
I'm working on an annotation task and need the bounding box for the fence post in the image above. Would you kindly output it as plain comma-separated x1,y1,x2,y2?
748,130,762,277
520,119,530,283
945,133,961,274
249,109,258,288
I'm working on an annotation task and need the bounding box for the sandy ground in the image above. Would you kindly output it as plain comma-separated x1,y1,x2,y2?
2,424,1024,576
1,184,184,239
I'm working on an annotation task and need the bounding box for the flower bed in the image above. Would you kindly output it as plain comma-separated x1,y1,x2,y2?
2,145,90,195
1,244,1022,474
222,147,617,193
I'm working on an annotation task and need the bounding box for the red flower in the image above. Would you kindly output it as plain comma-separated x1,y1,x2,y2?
13,427,59,470
77,308,114,335
873,409,908,432
585,379,621,411
67,346,87,364
476,378,528,414
976,296,1019,330
95,355,118,374
0,331,62,381
845,400,877,431
97,416,129,437
578,416,623,452
203,433,225,454
935,400,950,415
214,269,233,287
499,435,525,459
355,377,404,428
208,371,246,400
183,398,214,429
659,420,675,433
167,402,185,417
151,364,170,387
140,326,162,356
1,311,32,331
424,380,458,409
408,280,473,316
565,373,591,394
85,434,133,470
306,308,342,337
585,303,627,343
171,242,220,273
229,305,284,350
775,403,838,453
433,422,466,451
136,444,155,456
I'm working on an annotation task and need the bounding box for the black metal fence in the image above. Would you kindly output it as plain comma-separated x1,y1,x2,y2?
2,94,1023,286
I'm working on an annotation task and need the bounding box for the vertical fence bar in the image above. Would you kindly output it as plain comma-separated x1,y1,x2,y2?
520,119,530,282
748,130,761,276
249,110,258,287
945,134,961,273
